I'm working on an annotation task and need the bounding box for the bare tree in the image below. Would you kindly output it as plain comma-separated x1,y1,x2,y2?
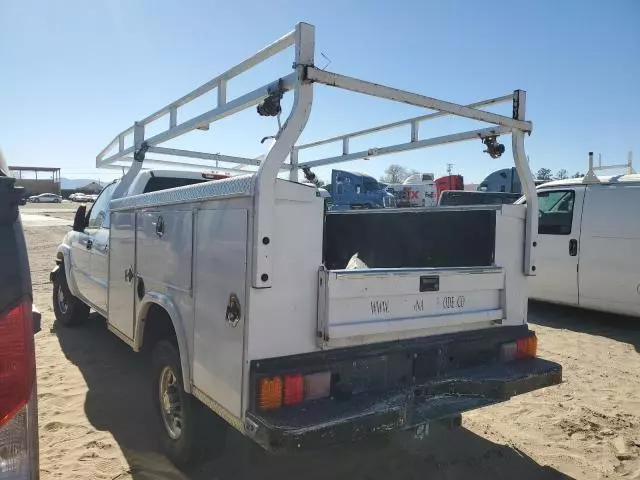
555,169,568,180
380,164,409,183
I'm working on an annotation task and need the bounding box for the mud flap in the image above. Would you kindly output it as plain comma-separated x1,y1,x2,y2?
49,264,60,283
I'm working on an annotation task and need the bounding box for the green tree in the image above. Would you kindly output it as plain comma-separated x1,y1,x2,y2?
555,169,568,180
536,168,552,181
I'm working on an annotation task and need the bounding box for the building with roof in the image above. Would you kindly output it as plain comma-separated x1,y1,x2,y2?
9,166,61,196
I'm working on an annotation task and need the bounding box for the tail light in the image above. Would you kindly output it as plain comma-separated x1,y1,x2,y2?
257,371,331,411
0,299,35,426
257,377,283,411
283,374,304,406
501,334,537,362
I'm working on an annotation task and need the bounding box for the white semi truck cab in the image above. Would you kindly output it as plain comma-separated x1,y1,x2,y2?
51,23,561,466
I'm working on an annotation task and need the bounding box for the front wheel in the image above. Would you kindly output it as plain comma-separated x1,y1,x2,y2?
52,265,89,326
152,341,226,467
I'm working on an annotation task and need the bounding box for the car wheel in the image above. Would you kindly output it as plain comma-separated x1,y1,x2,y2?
52,265,89,326
152,341,226,467
34,198,39,203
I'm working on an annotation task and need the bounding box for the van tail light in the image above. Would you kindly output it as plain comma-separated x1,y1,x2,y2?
0,299,39,478
257,371,331,411
0,299,35,427
501,334,537,362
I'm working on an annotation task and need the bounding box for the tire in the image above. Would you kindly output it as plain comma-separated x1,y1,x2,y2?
152,341,226,467
52,265,90,326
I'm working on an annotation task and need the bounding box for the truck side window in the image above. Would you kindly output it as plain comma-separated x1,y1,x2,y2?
87,182,117,229
537,190,575,235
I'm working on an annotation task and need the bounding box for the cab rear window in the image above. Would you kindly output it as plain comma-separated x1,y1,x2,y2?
143,177,208,194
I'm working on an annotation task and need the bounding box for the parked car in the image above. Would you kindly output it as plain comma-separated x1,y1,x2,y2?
521,172,640,317
28,193,61,203
0,151,41,479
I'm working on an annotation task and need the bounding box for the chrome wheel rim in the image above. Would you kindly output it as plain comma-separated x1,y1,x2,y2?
57,285,69,314
159,366,183,440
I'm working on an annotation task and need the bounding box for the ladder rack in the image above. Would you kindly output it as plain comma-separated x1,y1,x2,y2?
583,151,634,183
97,22,538,285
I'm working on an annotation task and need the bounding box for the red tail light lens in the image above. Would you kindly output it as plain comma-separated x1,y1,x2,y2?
0,300,35,427
283,374,304,406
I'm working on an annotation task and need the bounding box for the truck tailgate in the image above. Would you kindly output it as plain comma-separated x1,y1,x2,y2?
318,266,504,347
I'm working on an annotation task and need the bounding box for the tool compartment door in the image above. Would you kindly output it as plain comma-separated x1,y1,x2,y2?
318,267,504,348
192,209,248,418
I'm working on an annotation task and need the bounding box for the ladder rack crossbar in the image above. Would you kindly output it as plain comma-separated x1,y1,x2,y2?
299,125,510,169
295,94,514,152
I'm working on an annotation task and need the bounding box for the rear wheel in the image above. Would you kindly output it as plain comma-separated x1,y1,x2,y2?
52,265,89,326
152,341,226,467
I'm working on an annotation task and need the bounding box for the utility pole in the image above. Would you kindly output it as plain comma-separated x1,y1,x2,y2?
446,163,453,176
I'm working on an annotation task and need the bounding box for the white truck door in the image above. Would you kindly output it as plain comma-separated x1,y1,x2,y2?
192,209,247,418
69,229,93,300
85,182,117,313
578,185,640,316
107,210,136,339
90,226,110,313
529,186,585,305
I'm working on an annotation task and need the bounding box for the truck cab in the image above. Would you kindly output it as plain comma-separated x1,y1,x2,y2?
54,170,212,320
386,173,437,208
329,169,394,209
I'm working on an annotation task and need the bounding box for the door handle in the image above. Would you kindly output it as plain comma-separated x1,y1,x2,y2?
569,239,578,256
124,266,134,283
86,239,93,250
154,215,165,238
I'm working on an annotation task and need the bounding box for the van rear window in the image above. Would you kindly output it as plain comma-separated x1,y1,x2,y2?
143,177,208,194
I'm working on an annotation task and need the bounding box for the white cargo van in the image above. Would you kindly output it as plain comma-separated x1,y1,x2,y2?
526,163,640,316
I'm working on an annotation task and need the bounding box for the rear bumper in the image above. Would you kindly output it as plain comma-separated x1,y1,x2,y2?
246,357,561,452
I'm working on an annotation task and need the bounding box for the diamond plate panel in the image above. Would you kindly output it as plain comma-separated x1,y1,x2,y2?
110,174,254,211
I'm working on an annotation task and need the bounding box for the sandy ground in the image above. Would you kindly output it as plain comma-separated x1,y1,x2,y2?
24,204,640,480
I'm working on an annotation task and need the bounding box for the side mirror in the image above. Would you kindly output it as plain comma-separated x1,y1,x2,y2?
73,205,87,232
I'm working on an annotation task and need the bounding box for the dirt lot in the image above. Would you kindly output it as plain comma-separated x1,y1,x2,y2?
23,204,640,480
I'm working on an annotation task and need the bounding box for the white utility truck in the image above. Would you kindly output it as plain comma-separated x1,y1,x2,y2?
51,23,561,466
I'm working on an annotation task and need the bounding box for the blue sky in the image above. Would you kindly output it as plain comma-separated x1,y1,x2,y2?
1,0,638,184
